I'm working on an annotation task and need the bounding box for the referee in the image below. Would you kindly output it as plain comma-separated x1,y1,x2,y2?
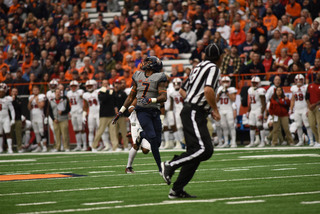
161,43,223,199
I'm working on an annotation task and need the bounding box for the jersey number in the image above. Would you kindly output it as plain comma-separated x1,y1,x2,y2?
142,82,150,97
88,99,98,106
294,94,304,101
174,97,183,104
220,98,229,105
70,98,77,105
250,95,256,104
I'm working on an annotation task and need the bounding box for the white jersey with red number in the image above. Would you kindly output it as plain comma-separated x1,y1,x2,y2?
67,89,84,114
169,89,184,114
28,94,46,117
46,90,55,102
248,87,266,112
83,90,100,115
290,85,307,110
0,96,13,118
217,86,237,112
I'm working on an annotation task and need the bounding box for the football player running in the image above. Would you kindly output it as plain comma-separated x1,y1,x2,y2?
169,78,185,149
28,85,47,152
0,83,15,154
125,98,151,173
246,76,266,147
290,74,314,146
216,76,237,148
67,80,86,151
113,56,167,174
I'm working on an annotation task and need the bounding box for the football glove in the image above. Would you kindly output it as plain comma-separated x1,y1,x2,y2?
112,112,123,124
10,120,15,126
141,97,152,105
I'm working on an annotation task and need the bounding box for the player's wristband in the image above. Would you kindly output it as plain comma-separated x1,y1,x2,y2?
119,106,126,113
151,98,157,103
128,105,135,110
82,111,87,118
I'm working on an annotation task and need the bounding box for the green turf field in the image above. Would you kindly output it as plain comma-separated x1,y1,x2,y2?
0,147,320,214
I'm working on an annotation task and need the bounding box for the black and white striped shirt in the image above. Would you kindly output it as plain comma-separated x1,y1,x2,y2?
182,60,220,110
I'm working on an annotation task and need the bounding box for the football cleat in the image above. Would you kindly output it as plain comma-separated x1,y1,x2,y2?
32,146,42,153
134,129,143,150
125,167,135,174
168,189,197,199
161,161,174,185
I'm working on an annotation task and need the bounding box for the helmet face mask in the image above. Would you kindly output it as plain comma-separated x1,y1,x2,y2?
221,76,231,88
70,80,79,92
294,74,304,86
173,78,182,90
85,79,97,92
0,83,7,97
49,80,58,91
141,56,163,73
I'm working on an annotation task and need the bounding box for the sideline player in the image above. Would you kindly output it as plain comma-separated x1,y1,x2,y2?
216,76,237,148
28,85,47,152
82,80,99,150
113,56,167,173
0,83,15,154
46,80,58,142
67,80,86,151
169,78,185,149
246,76,266,147
290,74,314,146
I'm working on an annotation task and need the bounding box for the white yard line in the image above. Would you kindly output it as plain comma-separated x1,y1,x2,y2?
2,174,320,197
88,171,115,174
223,169,250,172
16,191,320,214
0,159,36,163
300,201,320,204
82,201,123,206
225,200,265,204
0,146,318,157
16,202,56,206
239,154,320,159
272,168,297,171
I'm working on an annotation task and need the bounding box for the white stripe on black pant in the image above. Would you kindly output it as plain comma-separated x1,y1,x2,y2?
168,103,214,192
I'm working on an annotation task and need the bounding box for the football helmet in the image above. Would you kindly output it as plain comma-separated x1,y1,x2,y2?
85,79,97,92
70,80,79,91
0,83,8,92
49,79,58,91
141,56,163,73
251,76,261,89
173,78,182,90
221,76,231,88
294,74,304,86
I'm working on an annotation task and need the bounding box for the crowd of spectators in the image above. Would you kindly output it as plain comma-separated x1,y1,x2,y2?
0,0,319,94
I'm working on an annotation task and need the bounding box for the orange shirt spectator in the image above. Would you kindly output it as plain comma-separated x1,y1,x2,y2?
21,54,32,74
316,50,320,59
263,13,278,31
285,0,301,18
77,36,93,55
79,65,94,79
122,48,136,66
187,2,197,19
275,41,297,58
8,2,20,15
229,27,246,46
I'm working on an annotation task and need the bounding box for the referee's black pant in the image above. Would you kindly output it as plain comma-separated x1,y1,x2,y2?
168,104,214,192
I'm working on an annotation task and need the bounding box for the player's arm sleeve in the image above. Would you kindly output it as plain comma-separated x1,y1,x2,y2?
205,66,220,90
49,103,55,120
62,97,71,115
8,101,15,121
305,86,310,101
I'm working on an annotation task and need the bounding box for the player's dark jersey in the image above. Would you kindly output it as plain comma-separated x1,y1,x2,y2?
132,70,167,109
